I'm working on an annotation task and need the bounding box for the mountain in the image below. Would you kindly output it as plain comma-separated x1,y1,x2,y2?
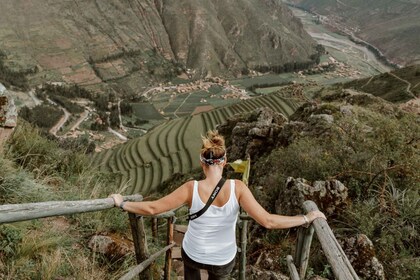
287,0,420,66
0,0,318,94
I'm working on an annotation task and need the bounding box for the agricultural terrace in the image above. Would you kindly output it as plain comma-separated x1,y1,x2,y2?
92,92,299,195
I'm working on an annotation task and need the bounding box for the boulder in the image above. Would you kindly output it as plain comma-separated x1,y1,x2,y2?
246,266,289,280
218,107,287,160
88,233,133,261
340,234,386,280
276,177,349,215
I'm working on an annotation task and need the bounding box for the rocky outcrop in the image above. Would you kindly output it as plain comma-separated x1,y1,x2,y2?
88,233,133,261
340,234,386,280
0,84,17,153
276,177,349,216
246,266,289,280
218,107,288,160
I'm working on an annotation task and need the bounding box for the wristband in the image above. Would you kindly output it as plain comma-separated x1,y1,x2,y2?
120,201,127,211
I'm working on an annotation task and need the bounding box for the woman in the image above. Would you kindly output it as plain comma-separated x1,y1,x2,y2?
110,130,326,279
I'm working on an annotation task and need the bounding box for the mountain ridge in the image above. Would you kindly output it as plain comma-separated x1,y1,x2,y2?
0,0,318,94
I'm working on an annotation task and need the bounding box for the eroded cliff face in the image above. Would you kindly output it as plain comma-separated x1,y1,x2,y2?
0,0,316,93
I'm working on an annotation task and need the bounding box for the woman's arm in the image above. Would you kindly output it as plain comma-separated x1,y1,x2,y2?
236,180,326,229
110,181,193,215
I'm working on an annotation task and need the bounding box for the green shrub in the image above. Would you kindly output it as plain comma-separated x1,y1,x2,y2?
19,104,63,129
0,225,22,259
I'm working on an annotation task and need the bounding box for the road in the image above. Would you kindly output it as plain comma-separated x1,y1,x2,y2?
28,89,42,106
49,106,70,136
69,109,89,131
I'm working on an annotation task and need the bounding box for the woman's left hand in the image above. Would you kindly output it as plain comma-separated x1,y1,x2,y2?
109,194,123,207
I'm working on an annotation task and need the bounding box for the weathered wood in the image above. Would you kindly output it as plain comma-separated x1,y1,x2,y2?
294,228,305,265
149,211,175,219
129,214,151,280
298,226,314,279
152,218,158,243
0,194,143,224
239,213,253,220
286,255,300,280
239,217,248,280
119,243,175,280
303,200,359,280
164,216,174,280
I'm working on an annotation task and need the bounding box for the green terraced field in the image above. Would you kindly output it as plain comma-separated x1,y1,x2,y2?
92,92,300,195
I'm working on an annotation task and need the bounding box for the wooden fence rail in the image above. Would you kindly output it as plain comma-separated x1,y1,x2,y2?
119,243,176,280
0,195,177,280
287,200,359,280
1,195,359,280
0,194,143,224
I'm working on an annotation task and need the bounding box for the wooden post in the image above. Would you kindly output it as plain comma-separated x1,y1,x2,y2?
297,226,314,279
129,214,152,280
294,228,305,265
303,201,359,280
0,194,143,224
164,216,174,280
239,214,249,280
286,255,300,280
238,156,251,280
152,218,158,243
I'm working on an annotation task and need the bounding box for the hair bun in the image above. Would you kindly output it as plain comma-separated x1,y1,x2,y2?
201,130,226,160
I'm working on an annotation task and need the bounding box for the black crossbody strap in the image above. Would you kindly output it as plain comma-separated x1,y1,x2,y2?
188,178,226,221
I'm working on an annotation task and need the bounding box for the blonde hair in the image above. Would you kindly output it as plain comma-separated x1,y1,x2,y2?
200,130,226,165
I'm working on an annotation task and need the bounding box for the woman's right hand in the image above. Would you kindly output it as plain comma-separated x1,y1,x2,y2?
109,194,123,207
307,210,327,223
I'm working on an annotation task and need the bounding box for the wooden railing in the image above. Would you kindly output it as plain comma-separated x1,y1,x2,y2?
287,200,360,280
0,196,359,279
0,195,176,280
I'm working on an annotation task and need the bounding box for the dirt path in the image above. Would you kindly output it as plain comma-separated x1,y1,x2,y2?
108,127,128,141
117,99,127,132
173,92,193,118
69,109,89,131
335,0,356,10
28,89,41,106
388,72,416,99
49,106,70,136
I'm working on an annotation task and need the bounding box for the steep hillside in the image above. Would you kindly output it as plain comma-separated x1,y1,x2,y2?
344,64,420,102
287,0,420,66
0,0,317,94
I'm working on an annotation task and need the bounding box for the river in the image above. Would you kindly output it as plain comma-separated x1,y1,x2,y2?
288,6,392,75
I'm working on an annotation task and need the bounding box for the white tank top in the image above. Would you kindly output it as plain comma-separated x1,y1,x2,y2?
182,179,240,265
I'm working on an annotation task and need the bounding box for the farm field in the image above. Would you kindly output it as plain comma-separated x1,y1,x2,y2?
92,92,299,195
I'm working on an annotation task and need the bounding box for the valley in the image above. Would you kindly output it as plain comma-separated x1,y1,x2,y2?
1,2,419,280
4,2,400,153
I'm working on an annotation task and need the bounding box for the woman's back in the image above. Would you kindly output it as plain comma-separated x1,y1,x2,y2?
182,179,240,265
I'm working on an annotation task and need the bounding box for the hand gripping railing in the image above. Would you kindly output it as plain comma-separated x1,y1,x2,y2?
287,200,359,280
0,195,176,280
0,195,143,224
